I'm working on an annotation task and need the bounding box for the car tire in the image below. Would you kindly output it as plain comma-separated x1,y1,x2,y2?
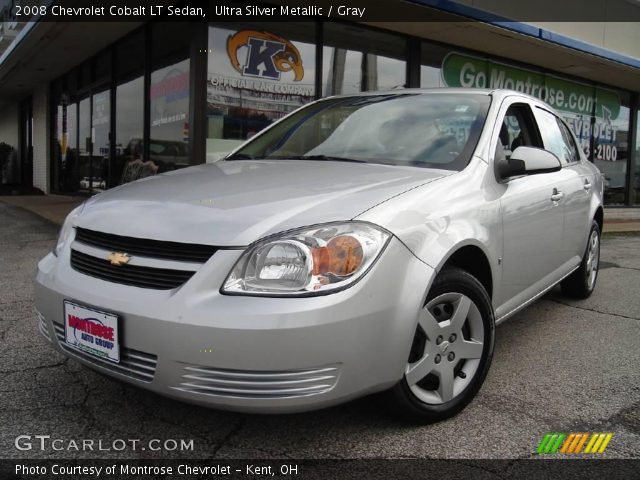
561,220,601,299
391,267,495,423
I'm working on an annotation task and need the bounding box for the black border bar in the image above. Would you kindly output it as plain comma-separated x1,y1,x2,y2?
2,459,640,480
5,0,640,23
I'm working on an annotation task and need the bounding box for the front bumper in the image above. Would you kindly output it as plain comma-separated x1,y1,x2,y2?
35,237,434,413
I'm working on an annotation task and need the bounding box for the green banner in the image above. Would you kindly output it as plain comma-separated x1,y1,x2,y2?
441,52,620,120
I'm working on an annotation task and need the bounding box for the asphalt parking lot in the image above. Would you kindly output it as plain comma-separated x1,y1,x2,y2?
1,202,638,460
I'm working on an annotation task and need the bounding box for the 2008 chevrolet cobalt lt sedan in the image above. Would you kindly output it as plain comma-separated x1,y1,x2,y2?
36,89,603,422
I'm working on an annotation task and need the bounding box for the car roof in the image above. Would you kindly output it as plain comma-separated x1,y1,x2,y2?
319,88,554,114
323,87,540,103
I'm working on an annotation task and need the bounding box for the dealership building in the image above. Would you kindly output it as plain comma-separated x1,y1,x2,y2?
0,0,638,206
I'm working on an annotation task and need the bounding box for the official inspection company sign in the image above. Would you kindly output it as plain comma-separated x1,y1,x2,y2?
227,30,304,82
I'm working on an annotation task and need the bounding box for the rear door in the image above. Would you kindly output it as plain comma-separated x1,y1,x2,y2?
533,107,591,266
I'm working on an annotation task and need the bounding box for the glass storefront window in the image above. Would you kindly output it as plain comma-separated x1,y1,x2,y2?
596,107,629,205
149,23,191,173
65,103,78,192
63,91,111,194
636,110,640,204
593,93,629,206
322,23,406,96
114,28,145,188
420,42,450,88
114,77,145,186
91,90,110,192
77,98,91,193
54,98,78,192
207,23,316,160
67,102,77,153
150,59,190,171
420,65,445,88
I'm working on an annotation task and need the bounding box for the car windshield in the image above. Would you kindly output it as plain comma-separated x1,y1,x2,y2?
227,93,491,171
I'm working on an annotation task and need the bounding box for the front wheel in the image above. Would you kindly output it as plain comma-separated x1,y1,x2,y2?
561,220,601,299
391,268,495,423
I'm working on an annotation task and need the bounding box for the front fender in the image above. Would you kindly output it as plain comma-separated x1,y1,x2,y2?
356,157,503,305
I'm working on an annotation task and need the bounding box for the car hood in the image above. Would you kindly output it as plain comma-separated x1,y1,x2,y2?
78,160,448,246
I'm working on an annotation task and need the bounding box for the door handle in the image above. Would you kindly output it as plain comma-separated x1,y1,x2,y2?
583,180,592,191
550,188,564,202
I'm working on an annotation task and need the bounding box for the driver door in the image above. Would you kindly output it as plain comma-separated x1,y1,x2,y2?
493,101,565,315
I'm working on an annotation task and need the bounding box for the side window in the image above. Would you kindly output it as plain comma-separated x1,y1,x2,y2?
534,107,573,165
556,118,580,163
494,103,542,162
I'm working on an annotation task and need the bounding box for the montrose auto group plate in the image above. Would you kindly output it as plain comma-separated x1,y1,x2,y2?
63,301,120,363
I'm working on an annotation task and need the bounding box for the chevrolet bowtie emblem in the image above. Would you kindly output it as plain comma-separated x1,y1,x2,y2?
107,252,131,266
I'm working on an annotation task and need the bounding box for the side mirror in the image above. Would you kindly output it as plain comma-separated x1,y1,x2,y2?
497,146,562,180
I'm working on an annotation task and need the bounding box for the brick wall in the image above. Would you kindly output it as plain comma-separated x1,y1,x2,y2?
32,83,49,193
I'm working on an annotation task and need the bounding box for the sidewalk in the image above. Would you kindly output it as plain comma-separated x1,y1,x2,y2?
0,194,84,225
602,208,640,233
1,194,639,233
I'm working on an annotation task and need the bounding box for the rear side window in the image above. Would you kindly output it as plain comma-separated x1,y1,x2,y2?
556,118,580,163
534,107,575,165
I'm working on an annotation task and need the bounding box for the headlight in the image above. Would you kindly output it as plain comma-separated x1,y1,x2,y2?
53,204,84,257
222,222,391,296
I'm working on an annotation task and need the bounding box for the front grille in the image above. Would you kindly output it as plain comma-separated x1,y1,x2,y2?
75,227,217,263
172,364,340,399
53,322,157,383
70,249,194,290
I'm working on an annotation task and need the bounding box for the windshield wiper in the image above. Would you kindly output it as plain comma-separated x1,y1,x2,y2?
231,153,369,163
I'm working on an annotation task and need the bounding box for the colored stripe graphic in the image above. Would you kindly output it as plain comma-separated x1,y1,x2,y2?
584,433,613,454
537,433,565,454
537,433,552,454
597,433,613,453
550,433,565,453
560,433,589,454
560,433,575,454
573,433,590,454
584,433,598,453
537,433,612,454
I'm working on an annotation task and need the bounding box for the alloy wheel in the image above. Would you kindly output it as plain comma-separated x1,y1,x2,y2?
405,292,484,404
585,230,599,290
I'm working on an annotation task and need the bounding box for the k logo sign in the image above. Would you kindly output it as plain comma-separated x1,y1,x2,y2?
227,30,304,81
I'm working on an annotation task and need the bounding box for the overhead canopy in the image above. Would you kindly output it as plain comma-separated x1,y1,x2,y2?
369,20,639,92
0,21,141,107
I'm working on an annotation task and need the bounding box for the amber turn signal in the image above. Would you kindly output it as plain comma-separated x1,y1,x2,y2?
312,235,364,277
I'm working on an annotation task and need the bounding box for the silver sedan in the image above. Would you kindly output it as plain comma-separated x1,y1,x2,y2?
35,89,603,422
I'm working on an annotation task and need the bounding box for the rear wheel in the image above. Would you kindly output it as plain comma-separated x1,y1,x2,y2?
392,268,495,423
561,220,600,299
